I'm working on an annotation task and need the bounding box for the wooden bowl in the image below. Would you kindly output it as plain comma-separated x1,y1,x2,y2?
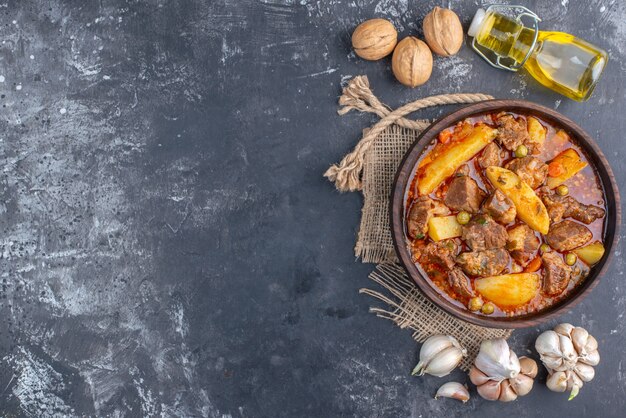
390,100,621,328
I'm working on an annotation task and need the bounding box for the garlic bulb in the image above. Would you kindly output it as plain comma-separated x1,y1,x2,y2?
434,382,470,403
535,323,600,400
412,335,466,377
469,338,537,402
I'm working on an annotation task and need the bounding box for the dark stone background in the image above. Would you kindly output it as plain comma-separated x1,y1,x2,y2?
0,0,624,416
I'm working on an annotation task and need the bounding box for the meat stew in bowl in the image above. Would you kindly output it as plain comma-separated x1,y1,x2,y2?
404,111,608,318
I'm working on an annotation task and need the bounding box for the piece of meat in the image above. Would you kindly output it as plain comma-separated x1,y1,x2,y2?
540,190,606,224
482,190,517,224
448,267,474,298
456,248,510,277
541,252,572,296
462,215,508,251
478,142,503,169
545,220,593,251
456,164,470,176
407,196,450,239
444,176,486,213
495,113,531,151
505,157,548,189
506,224,540,266
419,240,458,270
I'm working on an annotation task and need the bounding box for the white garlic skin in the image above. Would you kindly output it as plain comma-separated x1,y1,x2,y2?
498,379,518,402
509,373,534,396
574,363,595,382
423,346,465,377
535,331,563,359
475,339,520,381
554,323,575,337
519,357,538,378
435,382,470,403
580,349,600,366
546,371,568,392
476,379,501,401
469,366,490,386
412,335,466,377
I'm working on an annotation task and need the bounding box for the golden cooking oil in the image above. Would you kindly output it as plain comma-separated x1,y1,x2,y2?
470,10,608,101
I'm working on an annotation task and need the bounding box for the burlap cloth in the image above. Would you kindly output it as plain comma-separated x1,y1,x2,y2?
325,76,511,369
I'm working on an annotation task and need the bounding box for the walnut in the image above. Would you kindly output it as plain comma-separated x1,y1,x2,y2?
423,7,464,57
391,37,433,88
351,18,398,61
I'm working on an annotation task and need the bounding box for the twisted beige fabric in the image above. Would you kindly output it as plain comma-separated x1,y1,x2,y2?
326,76,510,368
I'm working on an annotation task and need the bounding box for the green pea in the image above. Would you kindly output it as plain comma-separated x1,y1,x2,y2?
565,253,577,266
481,302,495,315
456,211,471,225
515,144,529,158
468,297,483,312
556,185,569,196
540,243,551,254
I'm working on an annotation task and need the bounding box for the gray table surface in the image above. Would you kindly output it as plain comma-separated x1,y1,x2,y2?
1,0,625,417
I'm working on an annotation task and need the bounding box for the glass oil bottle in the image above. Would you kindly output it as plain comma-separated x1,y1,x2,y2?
467,5,608,101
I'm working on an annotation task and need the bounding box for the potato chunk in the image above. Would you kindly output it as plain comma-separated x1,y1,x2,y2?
475,273,540,308
573,242,605,266
526,116,547,151
546,148,588,189
428,216,462,241
485,166,550,234
417,124,497,195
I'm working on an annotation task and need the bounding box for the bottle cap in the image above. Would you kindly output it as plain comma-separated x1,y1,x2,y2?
467,8,486,37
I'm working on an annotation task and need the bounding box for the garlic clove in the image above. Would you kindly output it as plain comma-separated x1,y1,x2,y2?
574,363,595,382
422,345,465,377
535,330,563,359
413,335,460,376
546,371,568,393
540,355,565,372
435,382,470,403
477,379,501,401
498,379,518,402
584,335,598,353
420,335,456,360
570,327,589,354
579,349,600,366
554,323,574,337
518,357,538,379
558,334,578,363
469,366,490,386
510,373,534,396
475,339,520,381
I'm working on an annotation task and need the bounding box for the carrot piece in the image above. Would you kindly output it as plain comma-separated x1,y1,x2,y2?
548,161,566,177
524,257,542,273
438,130,453,144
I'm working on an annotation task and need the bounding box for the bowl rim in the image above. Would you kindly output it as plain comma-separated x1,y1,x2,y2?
390,99,621,329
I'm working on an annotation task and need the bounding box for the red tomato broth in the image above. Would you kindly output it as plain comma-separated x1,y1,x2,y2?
404,112,607,318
